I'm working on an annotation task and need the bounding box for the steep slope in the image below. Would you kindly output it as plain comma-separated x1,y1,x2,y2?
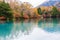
37,1,60,8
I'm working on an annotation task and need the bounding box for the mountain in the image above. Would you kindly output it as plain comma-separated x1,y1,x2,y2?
37,1,60,8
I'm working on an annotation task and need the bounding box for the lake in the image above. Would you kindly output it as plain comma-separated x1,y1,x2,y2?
0,18,60,40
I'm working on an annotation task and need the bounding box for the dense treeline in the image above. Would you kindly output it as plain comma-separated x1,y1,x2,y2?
0,2,13,20
37,6,60,18
0,0,60,20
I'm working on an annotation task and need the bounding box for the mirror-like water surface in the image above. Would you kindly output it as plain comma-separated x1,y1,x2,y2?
0,18,60,40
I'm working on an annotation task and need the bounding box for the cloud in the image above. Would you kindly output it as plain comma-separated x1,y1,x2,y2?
19,0,47,7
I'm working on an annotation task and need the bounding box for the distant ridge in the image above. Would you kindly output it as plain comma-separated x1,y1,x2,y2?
36,0,60,8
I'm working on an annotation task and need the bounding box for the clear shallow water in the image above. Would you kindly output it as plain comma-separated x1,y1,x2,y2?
0,18,60,40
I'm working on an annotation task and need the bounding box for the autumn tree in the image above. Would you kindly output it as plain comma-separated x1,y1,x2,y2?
20,2,33,18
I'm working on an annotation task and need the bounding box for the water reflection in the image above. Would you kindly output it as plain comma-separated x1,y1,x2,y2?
0,18,60,40
38,18,60,33
0,20,13,38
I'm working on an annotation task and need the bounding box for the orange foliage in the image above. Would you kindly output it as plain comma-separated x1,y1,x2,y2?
40,6,53,11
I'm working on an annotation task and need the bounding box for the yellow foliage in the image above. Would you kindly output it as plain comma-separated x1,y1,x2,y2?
40,6,53,11
32,8,40,16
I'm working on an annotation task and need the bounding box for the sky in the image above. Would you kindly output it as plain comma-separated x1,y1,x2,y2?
19,0,47,7
50,0,60,1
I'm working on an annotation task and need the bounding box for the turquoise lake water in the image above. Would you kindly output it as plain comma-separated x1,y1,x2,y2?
0,18,60,40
